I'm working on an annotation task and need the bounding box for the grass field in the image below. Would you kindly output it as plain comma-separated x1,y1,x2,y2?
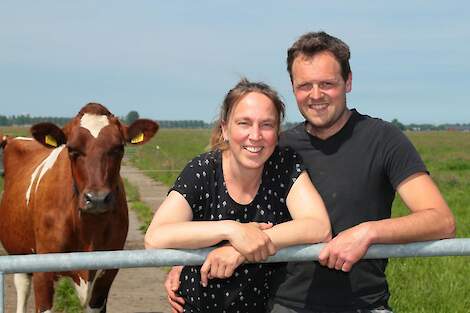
127,128,212,186
1,127,469,312
387,131,470,312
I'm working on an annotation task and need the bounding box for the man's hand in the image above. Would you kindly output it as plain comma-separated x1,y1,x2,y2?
200,245,246,287
228,222,277,262
318,223,371,272
164,266,184,313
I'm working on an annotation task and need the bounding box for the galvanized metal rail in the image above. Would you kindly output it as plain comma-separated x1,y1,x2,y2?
1,238,470,312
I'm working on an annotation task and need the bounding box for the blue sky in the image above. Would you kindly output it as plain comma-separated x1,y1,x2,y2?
1,1,468,124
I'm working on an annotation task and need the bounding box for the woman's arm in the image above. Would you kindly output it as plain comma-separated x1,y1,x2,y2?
145,191,233,249
263,171,332,249
144,190,276,261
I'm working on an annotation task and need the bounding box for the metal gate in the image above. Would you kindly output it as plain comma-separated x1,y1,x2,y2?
1,239,470,312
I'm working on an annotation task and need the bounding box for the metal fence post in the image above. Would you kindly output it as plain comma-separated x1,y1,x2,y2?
0,272,4,313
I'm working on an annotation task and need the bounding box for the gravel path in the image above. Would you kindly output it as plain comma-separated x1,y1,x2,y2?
0,161,172,313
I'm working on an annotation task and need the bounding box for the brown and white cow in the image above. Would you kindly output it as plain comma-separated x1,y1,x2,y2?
0,103,158,313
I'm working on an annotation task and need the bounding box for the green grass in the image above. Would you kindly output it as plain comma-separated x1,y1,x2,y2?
123,177,140,202
127,128,211,186
53,279,82,313
0,126,30,137
123,178,153,232
387,131,470,313
132,201,154,232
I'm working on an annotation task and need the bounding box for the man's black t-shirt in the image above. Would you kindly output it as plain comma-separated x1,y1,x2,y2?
273,109,427,311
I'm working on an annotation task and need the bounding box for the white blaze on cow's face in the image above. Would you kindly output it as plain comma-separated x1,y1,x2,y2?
80,113,110,138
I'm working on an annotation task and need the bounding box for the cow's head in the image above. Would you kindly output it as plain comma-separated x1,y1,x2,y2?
31,103,159,214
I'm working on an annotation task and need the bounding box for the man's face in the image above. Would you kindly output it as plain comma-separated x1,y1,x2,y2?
291,51,352,137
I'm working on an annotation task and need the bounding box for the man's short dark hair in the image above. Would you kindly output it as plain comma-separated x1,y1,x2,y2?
287,31,351,82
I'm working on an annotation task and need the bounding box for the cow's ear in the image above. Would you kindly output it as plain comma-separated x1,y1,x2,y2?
126,119,159,145
31,123,67,148
0,132,6,148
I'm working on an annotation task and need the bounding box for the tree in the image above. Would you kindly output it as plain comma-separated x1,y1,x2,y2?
391,118,406,131
0,115,9,126
126,111,140,124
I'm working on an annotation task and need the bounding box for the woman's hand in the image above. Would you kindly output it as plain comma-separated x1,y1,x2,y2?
200,245,246,287
164,266,184,313
228,222,277,262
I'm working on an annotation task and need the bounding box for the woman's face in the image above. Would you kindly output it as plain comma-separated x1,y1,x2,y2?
222,91,278,171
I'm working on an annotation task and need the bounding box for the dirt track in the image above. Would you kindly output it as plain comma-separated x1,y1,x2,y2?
0,161,172,313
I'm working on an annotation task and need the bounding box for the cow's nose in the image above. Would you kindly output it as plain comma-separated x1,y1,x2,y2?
83,190,112,213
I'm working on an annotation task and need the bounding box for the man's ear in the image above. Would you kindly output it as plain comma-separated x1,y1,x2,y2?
126,119,159,145
30,123,67,148
345,72,352,93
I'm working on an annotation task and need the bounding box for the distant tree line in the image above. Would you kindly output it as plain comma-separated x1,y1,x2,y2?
0,114,70,126
1,112,468,131
157,120,212,128
390,118,470,131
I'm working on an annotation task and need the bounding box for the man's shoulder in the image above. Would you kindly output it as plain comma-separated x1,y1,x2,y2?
280,123,305,145
282,122,305,134
352,109,402,136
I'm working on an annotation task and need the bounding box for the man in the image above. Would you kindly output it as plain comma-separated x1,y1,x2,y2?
269,31,455,313
164,31,456,313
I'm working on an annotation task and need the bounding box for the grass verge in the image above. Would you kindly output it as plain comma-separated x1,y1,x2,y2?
123,178,153,232
53,279,82,313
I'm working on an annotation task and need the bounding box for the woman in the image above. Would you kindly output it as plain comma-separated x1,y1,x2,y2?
145,78,331,313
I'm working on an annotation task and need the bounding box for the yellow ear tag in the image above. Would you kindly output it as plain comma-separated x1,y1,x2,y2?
45,135,58,147
131,132,144,144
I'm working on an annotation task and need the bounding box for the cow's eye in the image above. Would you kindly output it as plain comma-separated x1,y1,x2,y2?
109,145,124,156
67,147,83,159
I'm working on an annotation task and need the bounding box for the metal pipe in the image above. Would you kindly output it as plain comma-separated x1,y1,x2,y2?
0,272,4,313
0,239,469,274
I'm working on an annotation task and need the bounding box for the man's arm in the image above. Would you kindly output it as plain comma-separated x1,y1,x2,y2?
319,172,456,272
